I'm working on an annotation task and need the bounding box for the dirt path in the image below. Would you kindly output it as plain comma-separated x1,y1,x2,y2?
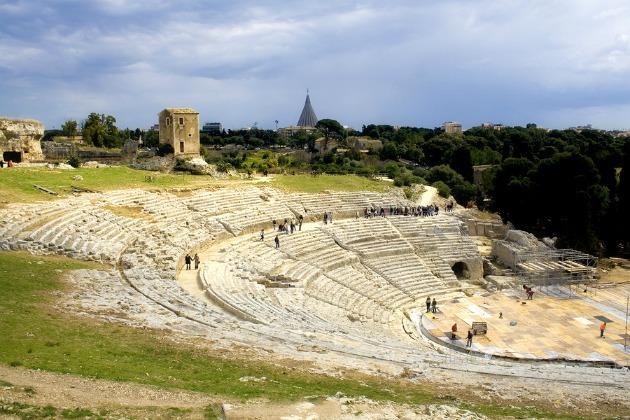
0,364,491,419
417,185,437,206
0,365,217,416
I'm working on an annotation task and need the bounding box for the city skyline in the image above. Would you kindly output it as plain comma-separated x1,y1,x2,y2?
1,0,630,130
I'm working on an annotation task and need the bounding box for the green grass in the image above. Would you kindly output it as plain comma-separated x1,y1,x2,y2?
0,166,219,204
0,167,393,205
272,174,390,193
0,252,600,419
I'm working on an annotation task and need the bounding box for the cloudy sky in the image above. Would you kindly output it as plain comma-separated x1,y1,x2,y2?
1,0,629,130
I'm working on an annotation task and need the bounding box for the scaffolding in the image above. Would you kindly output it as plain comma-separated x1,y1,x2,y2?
513,248,597,288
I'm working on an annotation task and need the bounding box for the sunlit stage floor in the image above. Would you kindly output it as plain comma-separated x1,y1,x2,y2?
419,283,630,367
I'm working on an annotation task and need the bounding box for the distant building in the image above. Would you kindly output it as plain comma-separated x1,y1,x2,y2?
278,92,320,138
568,124,593,132
443,121,463,134
158,108,200,157
149,124,159,131
481,123,506,131
201,122,223,133
297,92,318,127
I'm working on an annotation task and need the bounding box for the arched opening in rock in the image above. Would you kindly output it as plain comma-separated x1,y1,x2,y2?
451,261,470,280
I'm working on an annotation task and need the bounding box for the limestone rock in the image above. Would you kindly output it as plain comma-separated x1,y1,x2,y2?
0,117,44,162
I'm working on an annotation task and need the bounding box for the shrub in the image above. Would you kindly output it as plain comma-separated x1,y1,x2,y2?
452,181,476,206
216,161,232,173
67,154,81,168
432,181,451,198
157,143,174,157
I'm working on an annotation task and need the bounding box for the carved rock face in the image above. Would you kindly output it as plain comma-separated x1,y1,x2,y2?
0,117,45,162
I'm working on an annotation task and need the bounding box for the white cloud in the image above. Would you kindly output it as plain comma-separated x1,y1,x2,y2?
1,0,630,129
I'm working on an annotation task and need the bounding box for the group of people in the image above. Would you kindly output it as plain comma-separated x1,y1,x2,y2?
272,215,304,235
363,204,443,218
184,253,200,270
425,296,438,313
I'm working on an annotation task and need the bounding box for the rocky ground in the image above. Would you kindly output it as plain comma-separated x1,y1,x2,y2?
53,268,630,419
0,364,494,419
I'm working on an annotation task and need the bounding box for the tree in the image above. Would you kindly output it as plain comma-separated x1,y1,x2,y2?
450,145,473,182
61,120,78,139
617,142,630,252
316,118,344,141
81,113,122,148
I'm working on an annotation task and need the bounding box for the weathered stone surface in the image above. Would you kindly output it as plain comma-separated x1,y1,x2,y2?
0,117,44,162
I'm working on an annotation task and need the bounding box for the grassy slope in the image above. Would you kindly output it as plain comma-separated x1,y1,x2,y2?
0,167,216,204
271,174,389,193
0,252,585,419
0,167,391,204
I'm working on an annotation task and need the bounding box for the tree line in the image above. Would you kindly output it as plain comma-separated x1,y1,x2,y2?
54,113,629,255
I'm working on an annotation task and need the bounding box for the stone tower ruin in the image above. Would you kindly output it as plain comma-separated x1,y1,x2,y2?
158,108,200,157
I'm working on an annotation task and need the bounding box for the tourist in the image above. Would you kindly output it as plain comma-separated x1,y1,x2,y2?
290,221,295,234
298,214,303,231
274,235,280,249
194,253,200,270
0,160,4,168
185,254,192,270
260,229,265,241
466,329,473,347
272,220,277,231
499,312,503,319
451,323,458,340
425,296,431,313
600,322,606,338
324,212,328,224
431,298,437,313
328,212,333,223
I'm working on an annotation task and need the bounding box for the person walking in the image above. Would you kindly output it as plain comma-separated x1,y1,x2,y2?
451,323,458,340
298,215,303,231
466,329,473,347
600,321,607,338
193,253,200,270
425,296,431,313
431,298,437,313
323,213,328,225
274,235,280,249
260,229,265,241
185,254,192,270
272,220,276,231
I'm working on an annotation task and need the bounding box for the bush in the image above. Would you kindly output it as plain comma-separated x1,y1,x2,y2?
216,161,232,173
67,154,81,168
432,181,451,198
452,181,476,206
157,143,174,157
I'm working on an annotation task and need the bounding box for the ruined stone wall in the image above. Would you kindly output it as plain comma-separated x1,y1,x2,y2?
0,117,45,162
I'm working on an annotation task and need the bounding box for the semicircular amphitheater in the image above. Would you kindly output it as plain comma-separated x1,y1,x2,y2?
1,186,628,387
